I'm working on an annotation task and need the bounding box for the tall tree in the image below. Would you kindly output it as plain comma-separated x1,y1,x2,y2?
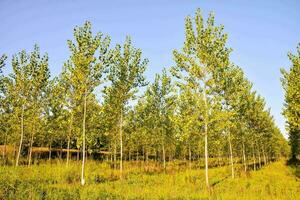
172,9,231,188
281,44,300,160
66,21,110,185
104,36,147,177
7,46,49,166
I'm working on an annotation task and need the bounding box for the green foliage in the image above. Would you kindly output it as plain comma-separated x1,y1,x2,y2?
281,44,300,160
0,9,290,197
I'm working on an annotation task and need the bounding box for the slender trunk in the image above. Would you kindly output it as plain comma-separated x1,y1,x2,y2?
28,109,37,166
48,143,52,161
58,141,63,160
258,148,261,169
162,144,166,172
67,137,70,165
16,105,24,167
204,131,209,187
3,133,7,164
142,146,145,162
262,147,267,165
120,109,123,179
218,150,221,167
189,143,192,170
13,143,16,160
114,141,117,170
136,146,139,161
203,85,209,188
146,148,149,166
28,132,34,166
110,145,112,162
77,148,79,161
228,132,234,178
129,149,131,162
242,140,247,172
252,143,256,171
81,92,87,186
67,113,73,166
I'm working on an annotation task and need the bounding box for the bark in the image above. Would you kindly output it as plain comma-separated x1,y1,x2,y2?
67,113,73,166
189,143,192,170
136,146,139,161
66,137,71,165
28,108,37,166
81,92,87,186
2,133,7,164
242,140,247,172
114,141,117,170
16,105,24,167
262,147,267,165
258,148,261,169
228,132,234,178
48,143,52,161
120,109,123,179
28,132,34,166
203,85,209,188
162,144,166,172
252,143,256,171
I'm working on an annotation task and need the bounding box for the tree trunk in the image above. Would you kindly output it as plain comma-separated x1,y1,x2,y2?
262,147,267,165
114,141,117,170
67,137,71,165
28,132,34,166
28,109,37,166
2,133,7,165
203,85,209,188
136,146,139,161
48,143,52,161
258,148,261,169
252,143,256,171
81,92,87,186
162,144,166,172
228,132,234,178
145,148,149,166
189,143,192,170
242,140,247,172
67,113,73,166
120,109,123,179
204,130,209,187
16,105,24,167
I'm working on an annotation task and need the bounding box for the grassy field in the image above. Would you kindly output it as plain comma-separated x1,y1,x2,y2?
0,160,299,200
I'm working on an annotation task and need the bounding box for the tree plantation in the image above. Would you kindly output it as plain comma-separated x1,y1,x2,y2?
0,8,299,200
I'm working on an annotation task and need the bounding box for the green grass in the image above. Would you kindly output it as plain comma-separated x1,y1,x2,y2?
0,160,299,200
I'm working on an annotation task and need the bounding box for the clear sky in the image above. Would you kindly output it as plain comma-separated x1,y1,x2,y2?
1,0,299,136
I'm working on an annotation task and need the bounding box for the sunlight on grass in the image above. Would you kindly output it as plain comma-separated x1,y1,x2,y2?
0,160,299,199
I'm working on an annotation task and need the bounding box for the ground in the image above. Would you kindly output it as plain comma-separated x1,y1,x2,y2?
0,160,299,200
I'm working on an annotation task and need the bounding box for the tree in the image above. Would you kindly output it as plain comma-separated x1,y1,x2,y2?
281,44,300,160
172,9,231,188
7,46,49,166
104,36,147,177
66,21,110,185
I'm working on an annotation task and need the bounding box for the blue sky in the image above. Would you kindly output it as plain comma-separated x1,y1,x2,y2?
1,0,299,136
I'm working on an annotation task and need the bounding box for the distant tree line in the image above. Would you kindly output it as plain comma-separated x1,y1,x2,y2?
0,9,290,187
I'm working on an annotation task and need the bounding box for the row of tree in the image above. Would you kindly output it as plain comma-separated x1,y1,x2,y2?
0,9,289,187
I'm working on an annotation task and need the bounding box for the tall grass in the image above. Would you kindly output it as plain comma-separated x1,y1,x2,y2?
0,159,299,199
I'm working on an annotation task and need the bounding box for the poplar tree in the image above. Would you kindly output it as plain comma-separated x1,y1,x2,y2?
172,9,231,188
27,45,50,166
66,21,110,185
104,36,147,177
281,44,300,160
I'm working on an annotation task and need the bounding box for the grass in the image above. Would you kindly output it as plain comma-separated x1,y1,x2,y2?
0,159,299,200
